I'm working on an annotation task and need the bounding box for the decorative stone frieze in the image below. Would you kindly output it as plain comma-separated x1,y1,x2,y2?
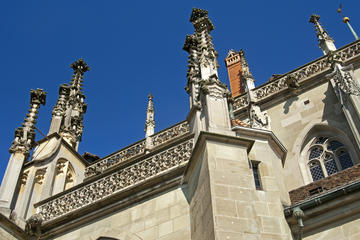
85,121,190,178
38,138,193,222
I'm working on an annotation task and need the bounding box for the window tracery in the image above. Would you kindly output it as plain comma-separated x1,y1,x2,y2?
307,136,353,181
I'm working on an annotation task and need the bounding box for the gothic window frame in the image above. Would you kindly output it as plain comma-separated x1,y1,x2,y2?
307,136,354,181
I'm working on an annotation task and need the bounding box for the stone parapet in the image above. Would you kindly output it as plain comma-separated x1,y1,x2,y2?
85,120,190,178
233,39,360,113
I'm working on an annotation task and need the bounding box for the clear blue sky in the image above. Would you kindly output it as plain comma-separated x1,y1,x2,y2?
0,1,359,181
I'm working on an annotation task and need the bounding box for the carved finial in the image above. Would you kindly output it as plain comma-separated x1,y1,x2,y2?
9,89,46,155
309,14,336,55
190,8,214,32
70,58,90,74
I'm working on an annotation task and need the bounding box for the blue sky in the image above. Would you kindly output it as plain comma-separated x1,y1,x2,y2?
0,1,359,181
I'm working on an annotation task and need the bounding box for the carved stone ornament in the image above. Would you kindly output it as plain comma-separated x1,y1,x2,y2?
38,138,193,222
21,170,30,185
326,52,360,96
30,89,47,106
25,213,43,238
34,168,47,184
250,105,271,130
56,161,66,175
285,74,300,89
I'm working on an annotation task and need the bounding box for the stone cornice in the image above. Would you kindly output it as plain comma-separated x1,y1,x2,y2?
231,126,287,165
182,131,254,185
0,213,29,240
232,39,360,113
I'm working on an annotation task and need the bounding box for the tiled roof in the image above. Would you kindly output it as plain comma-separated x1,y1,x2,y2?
289,163,360,204
231,119,249,127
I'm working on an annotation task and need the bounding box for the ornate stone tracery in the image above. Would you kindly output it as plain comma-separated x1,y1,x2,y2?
38,138,193,222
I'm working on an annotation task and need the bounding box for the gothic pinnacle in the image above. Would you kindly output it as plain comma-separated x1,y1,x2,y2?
145,94,155,151
145,93,155,137
309,14,336,55
9,89,46,155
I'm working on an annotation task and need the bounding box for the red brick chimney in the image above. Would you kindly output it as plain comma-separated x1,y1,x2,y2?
224,50,245,98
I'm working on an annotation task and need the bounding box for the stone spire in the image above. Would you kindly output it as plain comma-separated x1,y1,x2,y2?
9,89,47,155
190,8,219,80
144,94,155,151
0,89,46,215
48,59,89,150
309,14,336,55
185,8,232,137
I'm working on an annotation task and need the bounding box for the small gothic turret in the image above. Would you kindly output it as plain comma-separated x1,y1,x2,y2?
144,94,155,151
48,59,90,150
309,14,336,55
0,89,46,215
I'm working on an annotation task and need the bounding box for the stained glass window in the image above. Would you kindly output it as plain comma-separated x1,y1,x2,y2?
307,136,353,181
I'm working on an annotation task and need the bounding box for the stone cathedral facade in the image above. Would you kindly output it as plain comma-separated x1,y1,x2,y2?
1,8,360,240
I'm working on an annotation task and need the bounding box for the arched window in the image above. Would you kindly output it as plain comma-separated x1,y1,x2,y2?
307,136,354,181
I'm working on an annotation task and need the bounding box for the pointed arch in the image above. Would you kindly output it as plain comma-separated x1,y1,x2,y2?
298,123,359,183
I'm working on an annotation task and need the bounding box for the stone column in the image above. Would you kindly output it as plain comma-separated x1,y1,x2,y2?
0,89,46,217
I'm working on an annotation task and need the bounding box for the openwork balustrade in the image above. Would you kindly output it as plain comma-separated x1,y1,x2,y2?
38,138,194,222
232,40,360,112
84,121,190,178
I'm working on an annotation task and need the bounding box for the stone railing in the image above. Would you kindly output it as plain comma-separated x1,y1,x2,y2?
152,121,189,146
233,40,360,112
84,121,190,178
37,138,194,222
